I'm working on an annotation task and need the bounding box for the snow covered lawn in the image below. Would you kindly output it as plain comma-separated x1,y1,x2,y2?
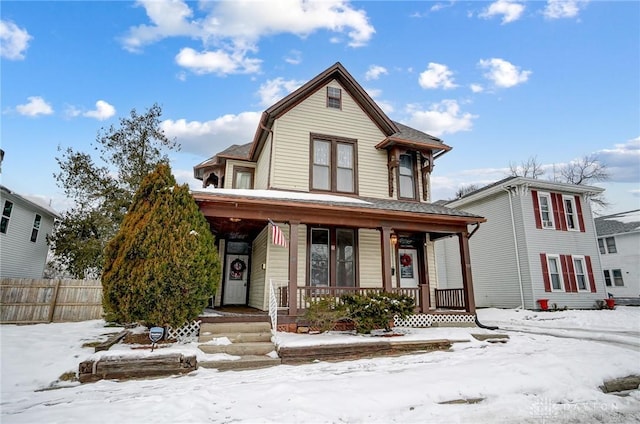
1,307,639,423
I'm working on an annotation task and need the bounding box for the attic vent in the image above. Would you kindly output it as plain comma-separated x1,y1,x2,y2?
327,87,341,109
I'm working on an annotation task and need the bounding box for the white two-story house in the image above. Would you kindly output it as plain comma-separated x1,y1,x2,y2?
436,177,607,310
192,62,486,328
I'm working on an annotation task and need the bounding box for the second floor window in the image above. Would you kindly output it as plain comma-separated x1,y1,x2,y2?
1,200,13,234
563,196,578,230
233,167,254,189
538,193,554,228
30,214,42,243
398,153,417,199
311,136,356,194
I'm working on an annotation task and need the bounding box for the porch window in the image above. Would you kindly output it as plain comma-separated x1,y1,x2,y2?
0,200,12,234
538,192,554,228
398,153,416,199
30,214,42,243
573,256,588,291
547,255,563,291
311,135,356,194
563,196,578,230
309,227,356,287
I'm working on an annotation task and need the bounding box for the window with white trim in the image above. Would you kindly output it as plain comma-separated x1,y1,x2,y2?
612,269,624,286
0,200,12,234
30,214,42,243
563,196,578,230
598,239,606,255
547,254,564,291
605,237,617,254
573,256,588,291
538,192,554,228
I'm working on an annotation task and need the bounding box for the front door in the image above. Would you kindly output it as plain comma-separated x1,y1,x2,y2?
223,241,250,305
398,248,419,288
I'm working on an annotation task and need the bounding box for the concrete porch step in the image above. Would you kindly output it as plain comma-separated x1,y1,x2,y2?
199,355,282,371
198,341,276,356
199,331,272,343
200,321,272,337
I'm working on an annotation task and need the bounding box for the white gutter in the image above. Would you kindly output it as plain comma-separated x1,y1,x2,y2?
504,186,525,309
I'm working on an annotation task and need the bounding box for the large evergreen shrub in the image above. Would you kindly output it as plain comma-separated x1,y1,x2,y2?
102,163,220,327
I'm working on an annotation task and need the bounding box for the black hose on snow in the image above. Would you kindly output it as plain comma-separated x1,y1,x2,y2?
475,314,499,330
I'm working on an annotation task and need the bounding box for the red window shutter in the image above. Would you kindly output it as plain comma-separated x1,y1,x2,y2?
540,253,551,292
560,254,572,292
556,193,568,231
551,193,565,231
585,255,597,293
532,190,542,229
575,195,585,232
566,255,577,292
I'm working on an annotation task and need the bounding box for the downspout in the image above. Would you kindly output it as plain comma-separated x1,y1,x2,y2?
503,186,525,309
463,221,500,330
260,122,275,189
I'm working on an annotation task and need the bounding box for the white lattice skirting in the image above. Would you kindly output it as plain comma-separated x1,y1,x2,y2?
394,314,476,328
167,320,201,342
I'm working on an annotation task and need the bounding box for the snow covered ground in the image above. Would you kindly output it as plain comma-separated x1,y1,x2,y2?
1,307,639,423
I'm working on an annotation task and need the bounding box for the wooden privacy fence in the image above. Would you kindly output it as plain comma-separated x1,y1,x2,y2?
0,278,103,324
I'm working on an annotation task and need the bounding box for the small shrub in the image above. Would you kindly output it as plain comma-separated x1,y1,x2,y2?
302,295,348,332
341,292,415,334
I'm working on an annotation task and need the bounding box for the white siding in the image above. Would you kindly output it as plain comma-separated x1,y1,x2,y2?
255,133,272,189
248,228,268,310
271,80,389,198
358,229,382,288
599,232,640,297
0,192,55,279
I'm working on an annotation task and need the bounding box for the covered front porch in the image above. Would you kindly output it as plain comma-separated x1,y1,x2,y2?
193,190,484,323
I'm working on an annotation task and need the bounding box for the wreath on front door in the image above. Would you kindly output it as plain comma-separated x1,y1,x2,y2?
231,258,247,273
400,253,412,267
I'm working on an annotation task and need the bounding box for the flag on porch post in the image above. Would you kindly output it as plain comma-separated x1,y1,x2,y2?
269,219,288,248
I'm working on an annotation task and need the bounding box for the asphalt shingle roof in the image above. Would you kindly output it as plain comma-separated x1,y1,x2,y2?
594,209,640,236
391,121,444,145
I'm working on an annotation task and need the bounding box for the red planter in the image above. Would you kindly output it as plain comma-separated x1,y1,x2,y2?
537,299,549,311
605,298,615,309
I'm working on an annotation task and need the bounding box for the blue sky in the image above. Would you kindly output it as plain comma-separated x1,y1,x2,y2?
1,0,638,215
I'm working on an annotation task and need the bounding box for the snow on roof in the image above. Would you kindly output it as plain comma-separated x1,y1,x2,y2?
191,188,372,205
603,209,640,224
595,209,640,236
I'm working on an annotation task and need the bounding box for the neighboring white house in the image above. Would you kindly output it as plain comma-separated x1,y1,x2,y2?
0,185,60,279
436,176,608,310
594,209,640,298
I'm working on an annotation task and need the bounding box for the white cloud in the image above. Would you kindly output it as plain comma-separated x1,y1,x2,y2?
479,0,525,24
478,58,531,88
470,84,484,93
161,111,261,156
543,0,587,19
257,78,303,107
0,20,32,60
365,65,388,81
122,0,374,75
16,96,53,117
596,137,640,183
405,100,477,137
418,63,458,90
175,47,261,75
83,100,116,121
364,87,393,114
284,49,302,65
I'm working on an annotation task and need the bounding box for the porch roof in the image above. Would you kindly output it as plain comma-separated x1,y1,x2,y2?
192,188,485,235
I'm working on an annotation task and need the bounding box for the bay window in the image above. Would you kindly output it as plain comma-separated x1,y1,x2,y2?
398,153,417,199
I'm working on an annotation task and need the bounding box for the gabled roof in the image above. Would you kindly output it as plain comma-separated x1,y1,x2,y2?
193,142,252,178
0,185,60,219
594,209,640,236
249,62,398,160
445,176,605,207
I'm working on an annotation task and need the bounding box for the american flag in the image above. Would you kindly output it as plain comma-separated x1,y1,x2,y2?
269,220,288,248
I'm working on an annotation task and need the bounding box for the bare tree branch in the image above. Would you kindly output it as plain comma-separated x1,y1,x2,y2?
508,156,545,179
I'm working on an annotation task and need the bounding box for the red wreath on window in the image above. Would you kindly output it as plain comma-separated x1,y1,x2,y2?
400,253,412,267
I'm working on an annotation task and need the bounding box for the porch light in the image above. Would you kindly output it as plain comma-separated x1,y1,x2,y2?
229,217,241,223
390,234,398,245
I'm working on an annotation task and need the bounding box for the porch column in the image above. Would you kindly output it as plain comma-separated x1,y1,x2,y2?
288,221,300,317
458,232,476,314
380,226,392,292
419,235,430,313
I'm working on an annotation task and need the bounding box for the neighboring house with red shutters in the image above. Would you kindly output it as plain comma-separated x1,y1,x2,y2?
435,176,607,310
